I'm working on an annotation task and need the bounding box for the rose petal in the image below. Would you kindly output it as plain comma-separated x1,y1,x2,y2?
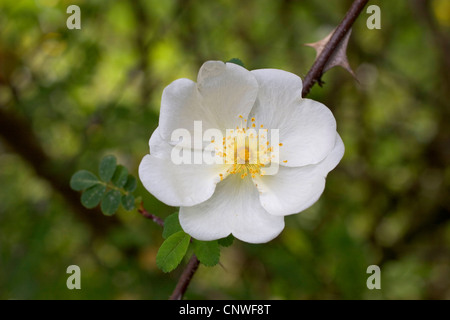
158,61,259,148
253,133,344,216
250,69,337,166
179,174,285,243
139,154,228,207
148,126,172,158
158,78,218,144
197,61,258,130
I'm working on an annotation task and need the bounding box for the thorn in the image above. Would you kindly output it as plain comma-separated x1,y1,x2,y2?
305,28,356,79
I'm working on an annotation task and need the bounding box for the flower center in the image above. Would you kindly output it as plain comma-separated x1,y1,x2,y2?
216,115,285,181
237,146,250,162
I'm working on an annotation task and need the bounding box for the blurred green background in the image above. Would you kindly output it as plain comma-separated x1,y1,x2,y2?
1,0,449,299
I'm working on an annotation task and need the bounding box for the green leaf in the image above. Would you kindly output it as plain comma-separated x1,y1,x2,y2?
218,234,234,247
70,170,99,191
121,193,135,211
123,175,137,192
81,184,106,209
192,239,220,267
227,58,245,68
162,212,182,239
111,165,128,188
98,155,117,182
156,231,191,273
101,189,121,215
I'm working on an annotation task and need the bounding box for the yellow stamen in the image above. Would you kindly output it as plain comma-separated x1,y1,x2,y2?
218,117,283,181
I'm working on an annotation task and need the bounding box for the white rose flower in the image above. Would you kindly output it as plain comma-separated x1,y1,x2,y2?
139,61,344,244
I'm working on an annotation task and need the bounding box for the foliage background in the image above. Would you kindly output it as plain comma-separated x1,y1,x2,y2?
1,0,449,299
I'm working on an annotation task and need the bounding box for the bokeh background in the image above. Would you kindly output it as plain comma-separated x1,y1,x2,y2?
1,0,449,299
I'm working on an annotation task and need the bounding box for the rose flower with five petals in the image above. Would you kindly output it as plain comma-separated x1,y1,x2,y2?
139,61,344,244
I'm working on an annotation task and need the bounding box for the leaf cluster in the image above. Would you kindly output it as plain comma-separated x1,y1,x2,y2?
70,155,137,215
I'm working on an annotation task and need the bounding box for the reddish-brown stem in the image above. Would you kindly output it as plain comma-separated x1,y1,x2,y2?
169,254,201,300
302,0,370,97
138,202,165,227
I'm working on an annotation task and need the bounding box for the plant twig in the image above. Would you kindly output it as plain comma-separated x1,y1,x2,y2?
302,0,370,97
138,202,165,227
169,254,200,300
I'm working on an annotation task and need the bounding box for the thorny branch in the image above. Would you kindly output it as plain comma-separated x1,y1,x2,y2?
302,0,369,97
138,202,165,227
169,255,201,300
